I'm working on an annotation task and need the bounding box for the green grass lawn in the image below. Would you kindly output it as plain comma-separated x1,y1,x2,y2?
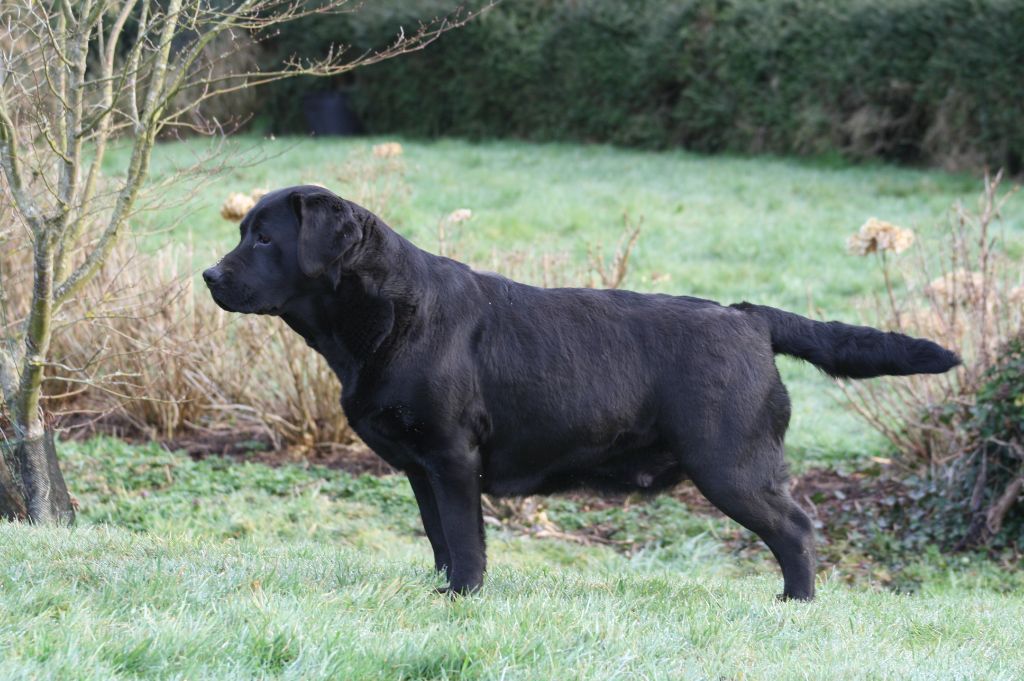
112,136,1023,467
3,438,1023,680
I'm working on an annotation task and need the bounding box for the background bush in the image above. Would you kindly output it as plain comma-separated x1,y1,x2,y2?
261,0,1024,171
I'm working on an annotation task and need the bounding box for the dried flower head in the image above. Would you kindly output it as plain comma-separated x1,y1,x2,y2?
372,142,404,158
250,188,268,202
846,218,915,256
219,192,256,222
447,208,473,224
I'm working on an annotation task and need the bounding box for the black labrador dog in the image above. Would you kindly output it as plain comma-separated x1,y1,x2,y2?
204,185,959,601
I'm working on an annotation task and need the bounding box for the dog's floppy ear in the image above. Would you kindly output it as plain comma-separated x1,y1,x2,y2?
291,190,363,287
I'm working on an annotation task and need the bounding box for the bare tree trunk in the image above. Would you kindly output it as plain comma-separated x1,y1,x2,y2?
0,203,76,523
14,431,73,524
7,217,75,524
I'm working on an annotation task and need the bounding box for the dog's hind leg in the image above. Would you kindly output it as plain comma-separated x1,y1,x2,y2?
680,437,816,601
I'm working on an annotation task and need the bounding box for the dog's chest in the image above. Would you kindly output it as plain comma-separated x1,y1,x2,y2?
346,403,430,470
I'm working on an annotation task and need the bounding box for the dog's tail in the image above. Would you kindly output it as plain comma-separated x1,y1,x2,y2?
732,302,961,379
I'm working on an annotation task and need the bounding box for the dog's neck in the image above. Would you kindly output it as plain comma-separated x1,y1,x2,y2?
280,213,435,386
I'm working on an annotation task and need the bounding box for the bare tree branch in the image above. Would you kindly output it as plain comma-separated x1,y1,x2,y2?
56,0,140,283
0,92,44,233
54,0,184,306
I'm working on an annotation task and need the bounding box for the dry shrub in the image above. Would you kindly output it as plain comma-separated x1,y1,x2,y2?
585,215,643,289
198,311,353,451
4,229,354,452
49,246,214,435
840,172,1024,547
841,173,1022,461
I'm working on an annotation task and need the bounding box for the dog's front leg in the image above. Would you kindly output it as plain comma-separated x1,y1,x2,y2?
427,452,486,595
406,467,452,579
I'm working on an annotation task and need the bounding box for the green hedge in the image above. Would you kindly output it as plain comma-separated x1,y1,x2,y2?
262,0,1024,170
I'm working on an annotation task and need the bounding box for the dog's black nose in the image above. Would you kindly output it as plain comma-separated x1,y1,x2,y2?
202,267,222,285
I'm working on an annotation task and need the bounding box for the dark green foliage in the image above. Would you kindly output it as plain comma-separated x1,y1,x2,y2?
955,335,1024,547
262,0,1024,169
973,337,1024,465
880,336,1024,554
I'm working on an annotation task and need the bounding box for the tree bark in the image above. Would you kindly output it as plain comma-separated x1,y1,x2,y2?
15,430,74,525
0,447,28,521
5,217,76,524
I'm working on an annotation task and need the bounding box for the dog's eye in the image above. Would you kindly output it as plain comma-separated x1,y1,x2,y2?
255,233,271,246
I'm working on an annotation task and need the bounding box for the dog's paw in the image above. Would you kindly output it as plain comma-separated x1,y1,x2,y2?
435,583,481,598
776,592,814,602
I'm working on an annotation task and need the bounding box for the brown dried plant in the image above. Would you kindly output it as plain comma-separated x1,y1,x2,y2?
586,214,643,290
839,171,1022,466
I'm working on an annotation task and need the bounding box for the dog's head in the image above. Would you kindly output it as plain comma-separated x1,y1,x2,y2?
203,185,368,314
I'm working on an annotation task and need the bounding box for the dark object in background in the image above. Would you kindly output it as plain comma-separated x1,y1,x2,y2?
203,186,961,602
302,90,362,136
